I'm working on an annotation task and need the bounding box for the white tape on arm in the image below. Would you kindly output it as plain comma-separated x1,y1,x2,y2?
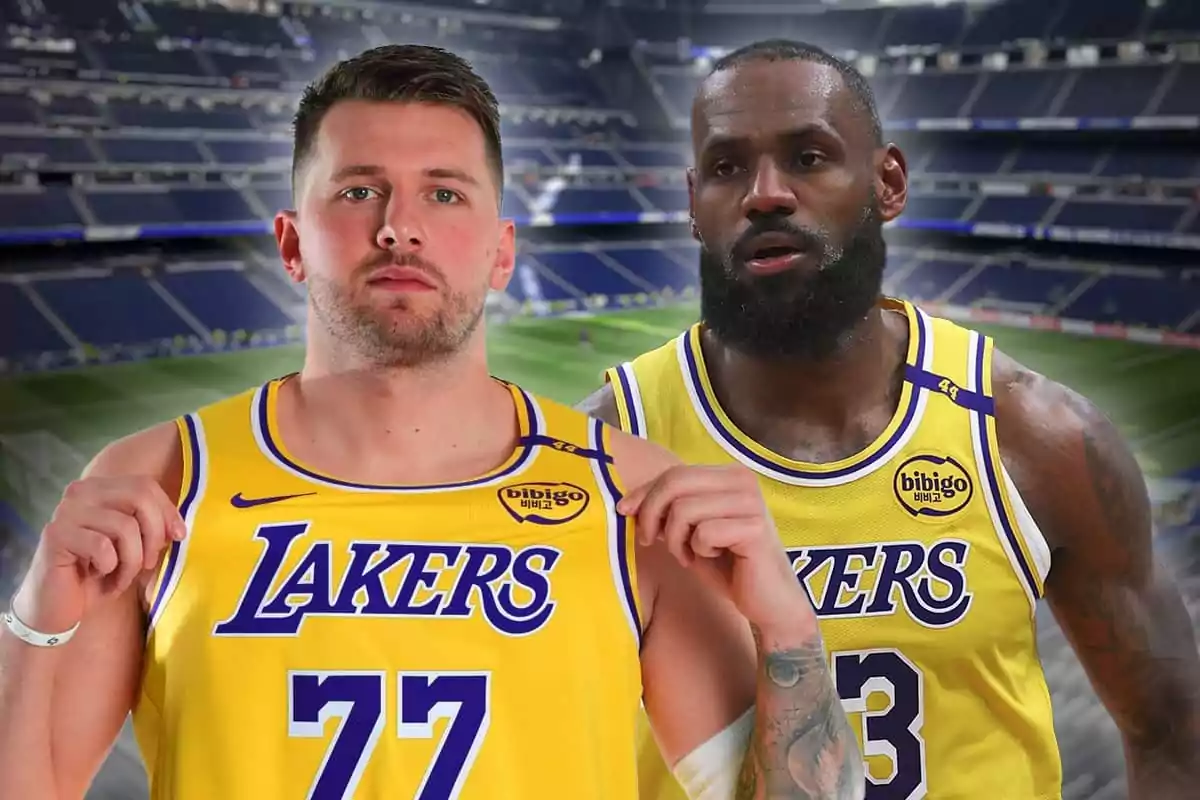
672,707,755,800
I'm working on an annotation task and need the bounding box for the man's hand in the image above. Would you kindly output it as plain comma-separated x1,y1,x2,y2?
13,475,186,636
618,463,811,634
620,463,864,799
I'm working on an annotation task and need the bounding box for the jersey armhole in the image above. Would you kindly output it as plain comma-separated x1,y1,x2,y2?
589,417,645,648
606,362,648,439
967,333,1051,609
147,413,208,636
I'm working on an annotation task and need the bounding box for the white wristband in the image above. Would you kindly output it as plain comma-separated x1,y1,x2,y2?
2,606,80,648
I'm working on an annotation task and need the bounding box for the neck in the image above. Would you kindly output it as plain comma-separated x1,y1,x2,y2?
700,306,909,455
281,333,515,483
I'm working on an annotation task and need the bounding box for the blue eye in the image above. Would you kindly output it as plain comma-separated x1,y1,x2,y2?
341,186,379,202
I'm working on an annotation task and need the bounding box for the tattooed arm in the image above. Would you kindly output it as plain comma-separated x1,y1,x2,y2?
736,624,862,799
994,352,1200,799
608,427,863,799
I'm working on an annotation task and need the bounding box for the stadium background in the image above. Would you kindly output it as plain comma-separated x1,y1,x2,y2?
0,0,1197,797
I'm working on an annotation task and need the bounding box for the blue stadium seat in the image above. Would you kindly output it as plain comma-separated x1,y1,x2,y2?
0,135,94,167
549,147,619,167
1050,0,1145,43
926,142,1012,174
254,188,293,215
91,41,207,78
504,146,557,169
952,263,1088,310
1010,145,1101,175
638,186,689,213
973,196,1056,226
1057,66,1166,118
96,136,206,165
206,138,293,165
903,195,975,222
1157,64,1200,116
891,74,980,119
1145,0,1200,37
1100,148,1200,180
108,99,254,130
0,283,71,357
0,93,38,125
606,248,697,292
619,149,688,168
41,94,105,123
1053,201,1186,233
506,262,576,303
969,71,1065,119
0,189,82,230
34,275,195,346
552,189,643,216
157,269,292,332
960,0,1056,46
534,252,641,296
1062,274,1199,329
880,6,966,48
895,259,971,302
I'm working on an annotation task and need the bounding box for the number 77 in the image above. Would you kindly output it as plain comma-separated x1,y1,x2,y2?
289,670,492,800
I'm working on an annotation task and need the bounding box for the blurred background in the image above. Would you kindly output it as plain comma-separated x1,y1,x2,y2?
0,0,1196,797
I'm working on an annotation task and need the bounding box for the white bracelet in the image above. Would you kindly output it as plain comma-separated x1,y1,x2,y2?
1,606,80,648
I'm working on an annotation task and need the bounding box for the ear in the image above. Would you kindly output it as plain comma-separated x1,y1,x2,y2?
275,210,305,283
488,218,517,292
876,144,908,224
686,167,699,242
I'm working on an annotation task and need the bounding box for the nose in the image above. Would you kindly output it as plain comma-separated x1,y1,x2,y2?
740,158,798,219
376,196,425,252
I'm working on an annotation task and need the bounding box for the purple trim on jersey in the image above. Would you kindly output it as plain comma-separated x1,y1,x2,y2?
255,382,540,491
592,416,642,648
973,335,1041,599
903,364,997,416
149,413,200,623
612,364,643,438
682,311,928,480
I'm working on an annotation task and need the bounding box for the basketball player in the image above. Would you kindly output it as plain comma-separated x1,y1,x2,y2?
580,40,1200,800
0,46,864,799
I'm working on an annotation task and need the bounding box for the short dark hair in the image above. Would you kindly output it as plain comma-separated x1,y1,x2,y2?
291,44,504,200
708,39,883,146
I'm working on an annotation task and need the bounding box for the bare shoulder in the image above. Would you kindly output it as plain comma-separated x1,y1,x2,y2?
604,422,678,493
575,382,622,427
991,348,1148,556
85,419,184,502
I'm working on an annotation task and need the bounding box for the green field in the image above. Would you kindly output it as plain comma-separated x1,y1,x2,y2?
3,305,1199,525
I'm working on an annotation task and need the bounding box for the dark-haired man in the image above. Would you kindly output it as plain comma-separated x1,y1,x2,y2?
0,45,863,799
580,38,1200,800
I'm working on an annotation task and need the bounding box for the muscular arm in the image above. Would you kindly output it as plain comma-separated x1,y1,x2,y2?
995,352,1200,798
0,422,181,800
611,430,862,799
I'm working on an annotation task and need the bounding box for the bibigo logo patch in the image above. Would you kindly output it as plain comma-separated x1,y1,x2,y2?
893,455,974,519
498,482,590,525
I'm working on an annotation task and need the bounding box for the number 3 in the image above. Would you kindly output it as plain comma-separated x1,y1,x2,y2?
833,649,928,800
289,670,491,800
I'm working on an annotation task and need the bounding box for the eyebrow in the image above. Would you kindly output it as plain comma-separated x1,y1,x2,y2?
700,121,839,153
329,164,480,187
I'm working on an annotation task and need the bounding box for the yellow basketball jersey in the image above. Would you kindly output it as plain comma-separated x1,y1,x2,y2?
607,299,1062,800
133,377,644,800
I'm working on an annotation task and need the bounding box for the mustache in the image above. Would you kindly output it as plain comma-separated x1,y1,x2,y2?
358,251,446,286
728,218,826,265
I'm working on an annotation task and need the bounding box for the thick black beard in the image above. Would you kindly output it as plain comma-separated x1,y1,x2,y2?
698,205,887,361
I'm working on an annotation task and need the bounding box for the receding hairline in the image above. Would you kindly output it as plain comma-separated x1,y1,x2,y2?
693,44,883,148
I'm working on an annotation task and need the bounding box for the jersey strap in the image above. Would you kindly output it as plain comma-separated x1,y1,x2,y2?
606,362,648,439
148,412,207,633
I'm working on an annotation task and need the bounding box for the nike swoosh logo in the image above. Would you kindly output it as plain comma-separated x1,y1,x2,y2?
230,491,316,509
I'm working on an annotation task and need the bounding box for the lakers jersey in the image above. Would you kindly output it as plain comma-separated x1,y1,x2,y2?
133,377,644,800
608,299,1061,800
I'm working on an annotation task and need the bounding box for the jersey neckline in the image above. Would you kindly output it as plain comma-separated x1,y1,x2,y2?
250,375,543,493
676,298,932,486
